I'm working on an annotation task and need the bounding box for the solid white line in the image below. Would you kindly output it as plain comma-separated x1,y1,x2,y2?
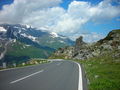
74,62,83,90
10,70,44,84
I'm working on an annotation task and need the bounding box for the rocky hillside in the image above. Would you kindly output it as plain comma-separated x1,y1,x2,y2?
0,24,74,64
50,29,120,60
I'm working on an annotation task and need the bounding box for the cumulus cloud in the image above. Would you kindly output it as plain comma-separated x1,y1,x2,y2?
51,0,120,41
81,32,104,43
0,0,62,24
23,7,65,28
0,0,120,42
68,32,104,43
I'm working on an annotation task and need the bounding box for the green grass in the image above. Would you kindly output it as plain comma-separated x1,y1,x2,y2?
1,41,53,66
76,54,120,90
7,41,52,58
8,46,48,58
112,29,120,34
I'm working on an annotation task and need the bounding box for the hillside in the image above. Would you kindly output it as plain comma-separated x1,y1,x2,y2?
0,24,74,65
50,29,120,60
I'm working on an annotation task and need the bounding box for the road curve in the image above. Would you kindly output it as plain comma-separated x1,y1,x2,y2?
0,60,87,90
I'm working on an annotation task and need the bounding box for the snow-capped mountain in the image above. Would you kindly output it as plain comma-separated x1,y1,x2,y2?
0,24,74,49
0,24,74,64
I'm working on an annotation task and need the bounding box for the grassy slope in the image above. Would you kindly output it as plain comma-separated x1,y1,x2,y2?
76,53,120,90
7,42,47,57
6,41,52,59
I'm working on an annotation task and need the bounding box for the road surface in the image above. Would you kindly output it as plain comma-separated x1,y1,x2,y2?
0,60,87,90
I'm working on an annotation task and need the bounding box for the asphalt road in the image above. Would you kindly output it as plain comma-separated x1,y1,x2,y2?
0,60,87,90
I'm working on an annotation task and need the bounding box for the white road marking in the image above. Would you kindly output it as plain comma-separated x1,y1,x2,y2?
74,62,83,90
10,70,44,84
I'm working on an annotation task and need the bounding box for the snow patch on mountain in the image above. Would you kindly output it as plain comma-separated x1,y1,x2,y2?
22,28,26,30
12,39,16,43
0,27,7,32
21,33,36,41
50,32,67,39
50,32,58,38
25,24,31,28
14,26,19,29
25,24,33,29
59,40,65,43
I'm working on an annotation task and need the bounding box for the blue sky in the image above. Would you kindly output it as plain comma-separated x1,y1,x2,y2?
60,0,120,35
0,0,120,42
60,0,103,8
0,0,13,9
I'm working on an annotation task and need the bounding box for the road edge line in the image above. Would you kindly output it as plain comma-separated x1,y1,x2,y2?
74,61,83,90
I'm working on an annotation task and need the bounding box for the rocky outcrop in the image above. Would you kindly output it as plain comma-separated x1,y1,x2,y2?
50,29,120,60
73,36,93,59
50,46,74,59
97,30,120,50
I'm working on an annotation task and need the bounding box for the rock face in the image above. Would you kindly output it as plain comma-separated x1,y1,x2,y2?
73,36,91,60
97,30,120,50
75,36,86,51
50,29,120,60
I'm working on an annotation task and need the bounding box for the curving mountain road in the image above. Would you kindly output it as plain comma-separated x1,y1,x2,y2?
0,60,87,90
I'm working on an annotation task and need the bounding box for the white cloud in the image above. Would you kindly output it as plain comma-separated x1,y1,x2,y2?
90,0,120,22
51,0,120,42
0,0,62,24
0,0,120,42
71,32,104,43
23,7,65,28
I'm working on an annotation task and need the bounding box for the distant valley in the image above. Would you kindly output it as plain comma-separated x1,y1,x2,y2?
0,24,74,65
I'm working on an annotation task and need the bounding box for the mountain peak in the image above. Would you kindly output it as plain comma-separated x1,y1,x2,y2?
23,24,34,29
25,24,30,28
75,36,86,46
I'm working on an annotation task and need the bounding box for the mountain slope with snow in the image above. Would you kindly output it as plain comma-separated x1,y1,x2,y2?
0,24,74,64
